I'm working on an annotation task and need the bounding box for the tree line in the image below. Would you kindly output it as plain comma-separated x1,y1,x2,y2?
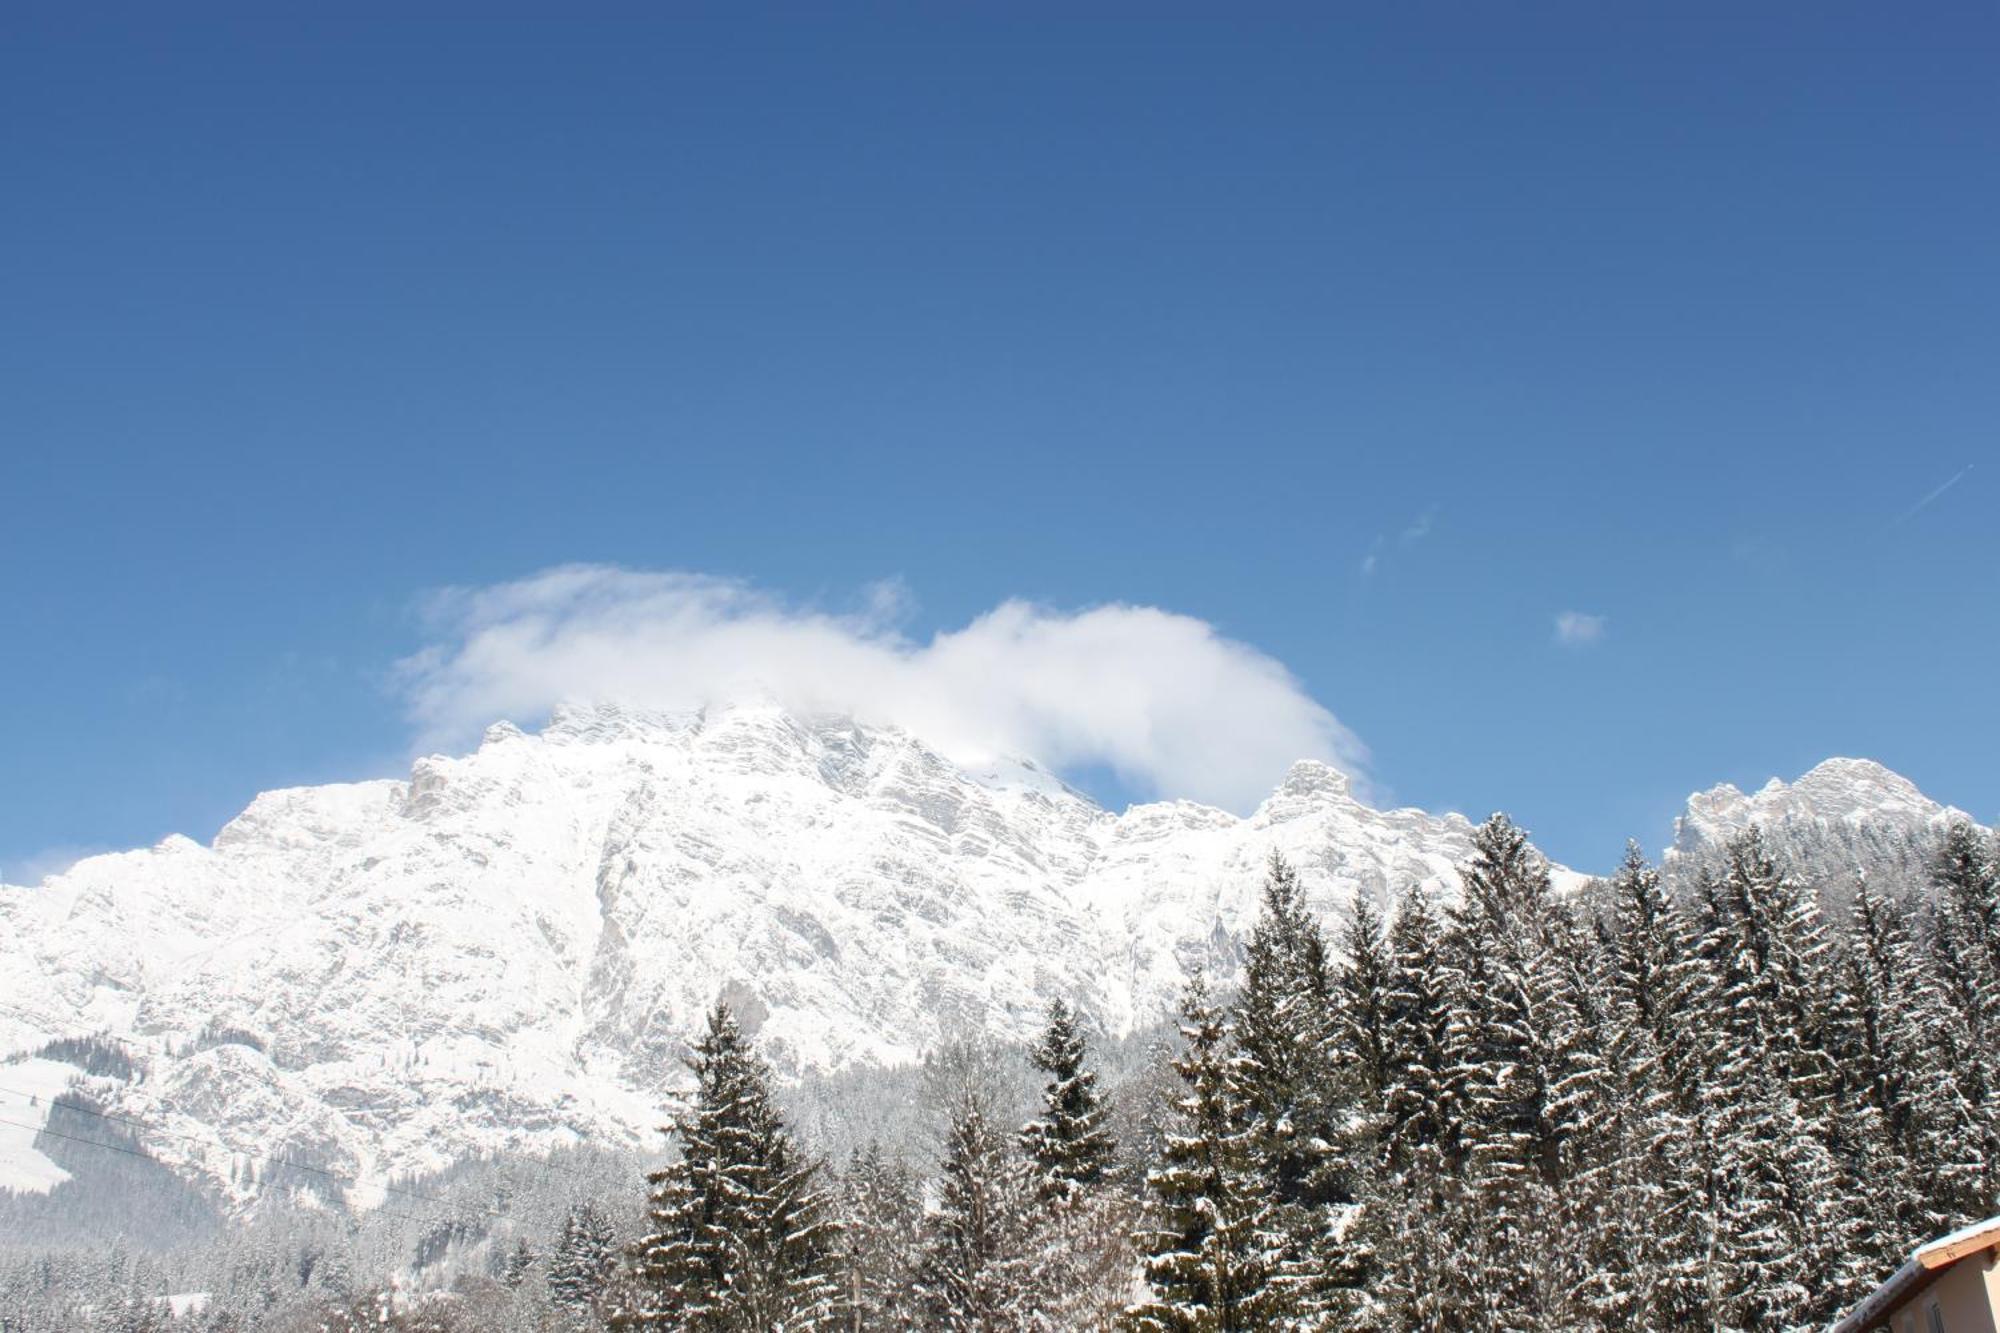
574,815,2000,1332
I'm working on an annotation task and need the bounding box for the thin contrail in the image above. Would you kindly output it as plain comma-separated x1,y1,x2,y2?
1893,463,1974,526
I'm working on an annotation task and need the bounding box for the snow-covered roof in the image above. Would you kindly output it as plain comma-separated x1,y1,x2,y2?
1828,1216,2000,1333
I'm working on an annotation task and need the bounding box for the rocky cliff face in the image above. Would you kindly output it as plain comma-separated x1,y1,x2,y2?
0,703,1480,1201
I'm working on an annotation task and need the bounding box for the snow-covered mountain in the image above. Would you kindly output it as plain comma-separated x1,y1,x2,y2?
0,711,1977,1213
0,703,1484,1204
1668,756,1976,894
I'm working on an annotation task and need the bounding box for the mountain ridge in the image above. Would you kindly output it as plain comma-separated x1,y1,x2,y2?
0,705,1978,1209
0,704,1471,1202
1668,755,1975,891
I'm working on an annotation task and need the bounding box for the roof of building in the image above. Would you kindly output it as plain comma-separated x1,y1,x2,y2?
1830,1216,2000,1333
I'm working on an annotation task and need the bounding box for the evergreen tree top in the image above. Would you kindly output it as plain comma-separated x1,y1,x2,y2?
617,999,844,1331
1461,812,1554,924
1023,995,1118,1196
1030,997,1088,1079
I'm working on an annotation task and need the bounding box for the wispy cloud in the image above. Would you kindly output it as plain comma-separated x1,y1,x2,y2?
1360,506,1438,577
1554,611,1607,647
1892,463,1974,527
397,566,1370,813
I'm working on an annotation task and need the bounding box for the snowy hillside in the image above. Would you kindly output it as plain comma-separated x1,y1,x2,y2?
1668,756,1975,895
0,703,1480,1202
0,709,1977,1212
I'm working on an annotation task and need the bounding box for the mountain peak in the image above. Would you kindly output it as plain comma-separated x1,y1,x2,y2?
1689,757,1930,813
481,719,526,746
1670,756,1978,885
1791,756,1926,805
1276,758,1354,800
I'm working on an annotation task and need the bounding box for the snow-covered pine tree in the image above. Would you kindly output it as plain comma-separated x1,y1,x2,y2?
1592,844,1704,1104
1701,1065,1859,1333
1935,818,2000,976
1319,892,1398,1319
1686,831,1869,1329
1335,894,1395,1119
1845,883,1985,1247
1587,843,1712,1331
1020,997,1118,1199
1930,818,2000,1213
1707,831,1851,1104
835,1142,920,1330
1233,855,1342,1201
613,1002,845,1332
502,1236,538,1289
1011,1008,1139,1332
911,1084,1041,1331
549,1199,619,1324
1357,884,1465,1329
1229,853,1358,1320
1359,1165,1482,1333
1546,885,1633,1319
1124,971,1280,1333
1438,813,1611,1328
1379,885,1456,1173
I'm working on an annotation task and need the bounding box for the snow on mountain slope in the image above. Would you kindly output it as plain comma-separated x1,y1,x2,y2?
0,703,1483,1202
2,713,1971,1209
0,1059,78,1193
1668,756,1981,893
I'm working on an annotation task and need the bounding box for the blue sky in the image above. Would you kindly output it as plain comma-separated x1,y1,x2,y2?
2,1,1994,876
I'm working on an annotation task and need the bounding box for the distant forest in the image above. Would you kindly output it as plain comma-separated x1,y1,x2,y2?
3,815,1995,1332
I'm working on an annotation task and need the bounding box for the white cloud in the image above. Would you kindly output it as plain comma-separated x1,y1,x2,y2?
396,566,1367,814
1554,610,1607,647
